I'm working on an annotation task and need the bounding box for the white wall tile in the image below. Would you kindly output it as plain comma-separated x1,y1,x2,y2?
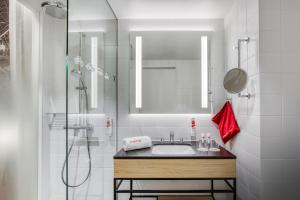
281,0,300,11
245,115,260,137
247,173,261,199
247,93,260,116
260,10,281,31
260,31,281,54
260,54,281,73
243,133,260,157
283,181,300,199
261,159,284,182
282,73,300,95
261,116,282,138
247,56,259,76
282,116,300,137
260,94,282,116
261,181,285,200
260,73,282,94
284,159,300,182
259,0,281,11
281,30,300,54
282,95,300,116
281,53,300,73
261,137,283,159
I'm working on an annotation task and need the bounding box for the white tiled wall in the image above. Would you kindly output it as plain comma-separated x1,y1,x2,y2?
259,0,300,199
224,0,261,199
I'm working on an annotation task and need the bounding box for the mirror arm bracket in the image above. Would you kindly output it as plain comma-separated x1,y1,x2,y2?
238,92,251,99
237,37,251,99
236,37,250,68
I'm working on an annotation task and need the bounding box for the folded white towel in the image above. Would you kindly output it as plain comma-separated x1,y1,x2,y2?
122,136,152,151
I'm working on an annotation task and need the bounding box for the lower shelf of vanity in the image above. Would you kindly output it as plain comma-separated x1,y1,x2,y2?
158,196,213,200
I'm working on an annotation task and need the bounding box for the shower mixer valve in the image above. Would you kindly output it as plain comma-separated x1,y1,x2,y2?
76,86,87,90
64,123,94,132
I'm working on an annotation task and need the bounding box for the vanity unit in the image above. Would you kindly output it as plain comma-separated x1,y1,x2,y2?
113,142,236,200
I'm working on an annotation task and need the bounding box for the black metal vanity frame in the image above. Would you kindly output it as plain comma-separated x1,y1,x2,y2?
113,177,236,200
114,142,237,200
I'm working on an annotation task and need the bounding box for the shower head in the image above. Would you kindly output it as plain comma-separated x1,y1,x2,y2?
41,1,67,20
71,69,82,79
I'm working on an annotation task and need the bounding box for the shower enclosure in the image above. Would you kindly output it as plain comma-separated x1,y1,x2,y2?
40,1,117,200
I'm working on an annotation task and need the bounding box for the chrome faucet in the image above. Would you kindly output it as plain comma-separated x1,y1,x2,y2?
170,131,175,143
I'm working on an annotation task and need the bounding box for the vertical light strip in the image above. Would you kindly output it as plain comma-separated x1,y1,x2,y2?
201,36,208,108
91,37,98,108
135,36,142,108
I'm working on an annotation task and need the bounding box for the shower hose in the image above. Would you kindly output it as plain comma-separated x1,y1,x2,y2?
61,79,92,187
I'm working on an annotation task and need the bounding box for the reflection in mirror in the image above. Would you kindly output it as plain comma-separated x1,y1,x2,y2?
69,31,105,112
68,0,118,116
129,31,211,114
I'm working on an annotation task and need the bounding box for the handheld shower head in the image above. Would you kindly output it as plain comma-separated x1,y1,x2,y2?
71,69,82,79
41,1,67,19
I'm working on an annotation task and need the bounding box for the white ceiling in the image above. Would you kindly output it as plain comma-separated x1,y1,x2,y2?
68,0,235,21
69,0,116,20
108,0,235,19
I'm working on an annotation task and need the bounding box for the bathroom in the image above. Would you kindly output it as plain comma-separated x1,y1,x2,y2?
0,0,299,200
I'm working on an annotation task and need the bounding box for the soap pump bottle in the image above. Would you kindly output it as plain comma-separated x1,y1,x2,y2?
206,133,211,149
106,117,113,137
199,133,205,147
198,133,208,152
190,118,197,141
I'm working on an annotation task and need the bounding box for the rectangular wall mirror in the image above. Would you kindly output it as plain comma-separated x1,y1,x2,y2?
129,31,212,114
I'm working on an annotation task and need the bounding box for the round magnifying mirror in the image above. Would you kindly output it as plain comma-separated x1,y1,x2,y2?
223,68,248,94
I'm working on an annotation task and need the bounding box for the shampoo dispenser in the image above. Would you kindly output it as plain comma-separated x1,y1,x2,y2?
191,118,197,141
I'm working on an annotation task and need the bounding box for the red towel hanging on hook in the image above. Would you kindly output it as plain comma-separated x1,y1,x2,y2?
212,101,240,144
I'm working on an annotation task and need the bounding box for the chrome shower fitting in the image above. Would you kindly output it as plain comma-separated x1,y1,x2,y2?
41,1,67,19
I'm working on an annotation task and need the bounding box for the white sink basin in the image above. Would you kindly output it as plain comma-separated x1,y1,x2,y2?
152,144,195,155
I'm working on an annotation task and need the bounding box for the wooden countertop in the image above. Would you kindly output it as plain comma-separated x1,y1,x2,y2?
114,141,236,159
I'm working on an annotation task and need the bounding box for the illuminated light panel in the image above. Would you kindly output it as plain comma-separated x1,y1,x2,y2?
91,37,98,108
201,36,208,108
135,36,142,108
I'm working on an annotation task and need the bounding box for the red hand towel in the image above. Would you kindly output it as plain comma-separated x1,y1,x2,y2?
212,101,240,144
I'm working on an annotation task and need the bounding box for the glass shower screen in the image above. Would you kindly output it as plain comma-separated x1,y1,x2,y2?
66,0,117,200
40,0,117,200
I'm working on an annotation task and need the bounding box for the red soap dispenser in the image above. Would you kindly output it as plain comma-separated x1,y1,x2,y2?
191,118,197,141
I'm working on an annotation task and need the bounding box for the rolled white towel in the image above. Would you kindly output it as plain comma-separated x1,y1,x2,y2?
122,136,152,151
